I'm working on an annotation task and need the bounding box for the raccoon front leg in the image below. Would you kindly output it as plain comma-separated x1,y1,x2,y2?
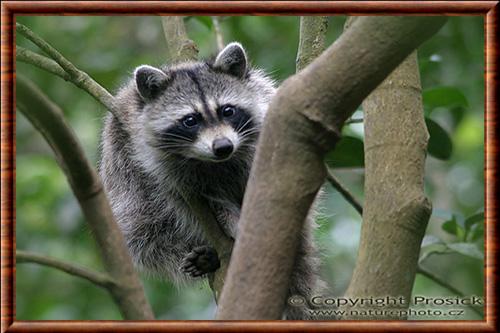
181,246,221,277
211,202,240,239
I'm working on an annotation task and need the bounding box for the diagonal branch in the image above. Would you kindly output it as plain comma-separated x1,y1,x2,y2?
326,169,363,215
16,250,117,290
297,17,366,218
17,46,70,81
417,265,483,317
16,23,115,113
217,16,447,320
16,76,154,320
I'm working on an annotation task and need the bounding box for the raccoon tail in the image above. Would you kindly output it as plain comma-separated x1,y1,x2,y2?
283,219,330,320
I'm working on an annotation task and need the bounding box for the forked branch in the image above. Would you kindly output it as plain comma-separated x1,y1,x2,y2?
16,23,115,113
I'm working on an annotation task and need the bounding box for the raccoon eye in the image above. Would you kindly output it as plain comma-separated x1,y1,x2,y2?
221,105,236,118
182,115,198,128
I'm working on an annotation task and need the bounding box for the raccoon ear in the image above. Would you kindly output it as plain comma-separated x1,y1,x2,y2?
134,65,170,101
213,42,247,78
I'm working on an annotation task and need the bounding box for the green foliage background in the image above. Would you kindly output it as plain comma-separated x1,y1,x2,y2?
15,16,484,320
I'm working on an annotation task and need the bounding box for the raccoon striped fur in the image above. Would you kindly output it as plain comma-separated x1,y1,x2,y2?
99,43,325,319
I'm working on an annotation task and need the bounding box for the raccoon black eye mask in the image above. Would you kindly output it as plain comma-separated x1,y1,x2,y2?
99,42,324,319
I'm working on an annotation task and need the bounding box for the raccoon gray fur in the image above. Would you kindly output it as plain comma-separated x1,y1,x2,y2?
99,42,324,320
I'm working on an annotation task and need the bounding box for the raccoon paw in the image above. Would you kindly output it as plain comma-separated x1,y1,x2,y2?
181,246,220,277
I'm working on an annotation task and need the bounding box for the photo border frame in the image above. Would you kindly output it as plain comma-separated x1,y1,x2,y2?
1,1,498,332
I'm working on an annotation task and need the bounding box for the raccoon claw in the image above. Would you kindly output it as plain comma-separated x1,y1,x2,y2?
181,246,220,277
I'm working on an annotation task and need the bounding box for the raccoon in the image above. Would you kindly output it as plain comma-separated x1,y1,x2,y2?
99,43,324,319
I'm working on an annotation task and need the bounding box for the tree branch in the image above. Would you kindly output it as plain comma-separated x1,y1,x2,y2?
296,16,328,72
16,46,70,81
285,167,466,318
180,194,233,301
296,17,365,218
211,16,225,51
217,16,446,320
16,250,117,290
16,76,154,320
417,265,483,317
16,23,115,113
326,169,363,215
161,16,199,62
161,16,232,301
343,17,432,318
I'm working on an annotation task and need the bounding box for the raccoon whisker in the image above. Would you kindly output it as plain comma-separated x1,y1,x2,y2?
239,128,259,136
155,140,194,147
153,143,192,151
235,117,250,132
236,117,255,132
161,133,194,142
238,131,260,141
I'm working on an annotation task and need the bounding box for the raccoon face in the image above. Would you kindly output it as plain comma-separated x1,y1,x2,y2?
134,43,272,163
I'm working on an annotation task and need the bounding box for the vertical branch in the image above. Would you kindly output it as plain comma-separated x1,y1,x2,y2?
161,17,233,301
212,16,225,51
161,16,199,62
16,76,154,320
343,49,432,319
296,16,329,72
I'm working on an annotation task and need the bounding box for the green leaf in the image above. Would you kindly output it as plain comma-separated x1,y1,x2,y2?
423,86,469,110
465,212,484,231
441,214,465,239
442,219,458,235
324,136,364,168
419,243,448,264
426,117,453,160
421,235,442,247
467,223,484,242
449,106,466,127
447,242,484,260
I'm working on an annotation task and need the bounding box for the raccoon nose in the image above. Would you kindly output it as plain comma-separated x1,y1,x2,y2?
212,138,234,158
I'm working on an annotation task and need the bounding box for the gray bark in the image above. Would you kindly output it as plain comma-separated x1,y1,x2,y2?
343,51,432,319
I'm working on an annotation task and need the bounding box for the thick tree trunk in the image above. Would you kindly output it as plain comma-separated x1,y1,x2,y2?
216,16,446,320
343,51,432,319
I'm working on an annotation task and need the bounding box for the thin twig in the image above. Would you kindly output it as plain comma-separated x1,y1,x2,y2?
417,265,484,317
326,168,363,215
212,16,225,51
17,46,70,81
345,118,364,124
16,250,117,290
16,23,115,113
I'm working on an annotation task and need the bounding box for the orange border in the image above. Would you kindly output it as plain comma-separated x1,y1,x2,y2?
1,1,498,332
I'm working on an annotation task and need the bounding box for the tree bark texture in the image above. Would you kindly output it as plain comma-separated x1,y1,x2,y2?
343,51,432,319
216,16,446,320
161,16,199,63
296,16,329,72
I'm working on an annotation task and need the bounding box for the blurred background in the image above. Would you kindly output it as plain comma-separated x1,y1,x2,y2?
16,16,484,320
